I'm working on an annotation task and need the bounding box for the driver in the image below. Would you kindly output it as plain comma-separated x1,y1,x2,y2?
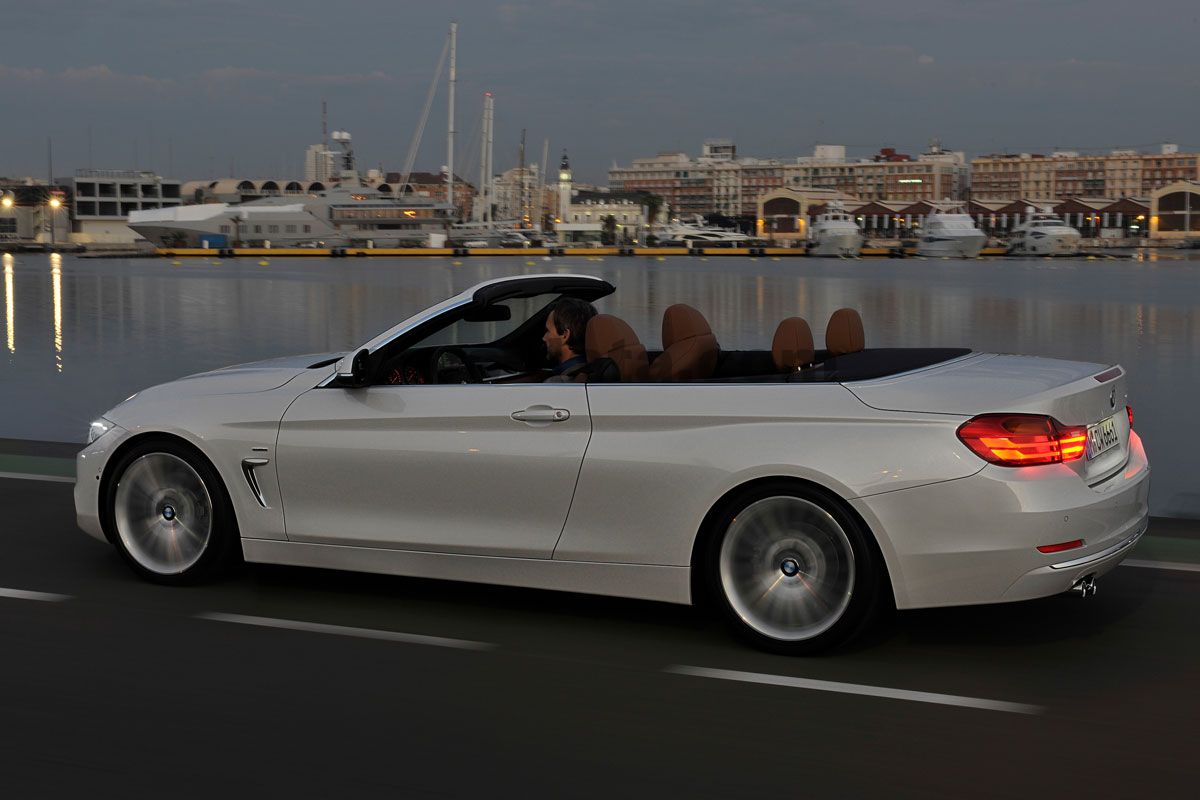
542,297,597,382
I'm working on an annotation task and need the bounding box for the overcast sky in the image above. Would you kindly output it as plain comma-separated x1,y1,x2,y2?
2,0,1198,184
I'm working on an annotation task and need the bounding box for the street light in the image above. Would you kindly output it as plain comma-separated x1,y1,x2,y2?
46,195,63,246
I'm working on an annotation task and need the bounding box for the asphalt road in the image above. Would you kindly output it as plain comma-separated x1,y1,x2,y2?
1,474,1197,798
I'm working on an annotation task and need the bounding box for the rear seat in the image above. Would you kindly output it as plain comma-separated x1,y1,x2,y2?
647,304,719,381
772,317,815,372
825,308,865,356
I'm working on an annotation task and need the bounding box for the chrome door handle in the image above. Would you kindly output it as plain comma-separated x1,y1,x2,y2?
511,407,570,423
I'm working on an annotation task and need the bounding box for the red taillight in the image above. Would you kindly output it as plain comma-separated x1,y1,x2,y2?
1037,539,1084,554
1127,405,1133,429
956,414,1088,467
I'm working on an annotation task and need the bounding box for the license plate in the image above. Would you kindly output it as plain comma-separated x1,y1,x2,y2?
1086,415,1120,459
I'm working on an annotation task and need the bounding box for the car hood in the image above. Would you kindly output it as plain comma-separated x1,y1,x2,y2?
106,352,343,415
164,352,345,394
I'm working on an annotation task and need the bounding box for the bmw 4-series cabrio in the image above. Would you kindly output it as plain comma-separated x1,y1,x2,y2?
76,274,1150,652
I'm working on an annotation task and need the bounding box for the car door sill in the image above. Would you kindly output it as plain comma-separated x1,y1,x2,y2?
240,539,691,605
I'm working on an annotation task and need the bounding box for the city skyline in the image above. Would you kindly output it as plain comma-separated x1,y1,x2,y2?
2,0,1198,183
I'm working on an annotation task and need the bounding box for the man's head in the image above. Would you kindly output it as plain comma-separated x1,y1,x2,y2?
543,297,597,365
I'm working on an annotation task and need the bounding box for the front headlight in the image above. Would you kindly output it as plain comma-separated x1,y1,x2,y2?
86,418,114,444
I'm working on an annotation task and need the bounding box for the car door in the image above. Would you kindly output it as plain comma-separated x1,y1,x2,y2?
276,381,590,559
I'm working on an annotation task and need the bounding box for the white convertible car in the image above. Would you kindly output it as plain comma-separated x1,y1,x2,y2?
76,274,1150,652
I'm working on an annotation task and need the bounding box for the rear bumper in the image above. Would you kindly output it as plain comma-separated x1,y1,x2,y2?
852,431,1150,609
1001,515,1147,602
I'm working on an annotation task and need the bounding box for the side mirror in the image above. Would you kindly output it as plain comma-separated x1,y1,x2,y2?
463,304,512,323
335,348,371,388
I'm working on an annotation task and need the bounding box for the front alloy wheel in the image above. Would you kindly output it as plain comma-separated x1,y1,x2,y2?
114,453,213,575
106,439,240,583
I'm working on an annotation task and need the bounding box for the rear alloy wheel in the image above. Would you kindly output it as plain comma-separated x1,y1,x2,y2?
106,440,240,583
710,485,883,654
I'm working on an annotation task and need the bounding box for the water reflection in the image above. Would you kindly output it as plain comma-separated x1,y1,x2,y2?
51,253,63,372
1,252,1198,516
3,253,12,354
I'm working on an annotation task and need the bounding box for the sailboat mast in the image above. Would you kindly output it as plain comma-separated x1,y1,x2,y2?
446,22,457,215
478,94,489,223
518,128,526,227
539,138,549,230
485,93,494,225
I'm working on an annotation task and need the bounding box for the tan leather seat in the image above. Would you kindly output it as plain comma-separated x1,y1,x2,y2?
647,304,719,381
577,314,649,382
772,317,815,371
825,308,865,356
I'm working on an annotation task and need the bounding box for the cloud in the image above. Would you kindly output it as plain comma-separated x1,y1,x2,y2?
0,65,48,82
199,66,393,87
917,54,935,65
60,64,173,89
0,63,171,90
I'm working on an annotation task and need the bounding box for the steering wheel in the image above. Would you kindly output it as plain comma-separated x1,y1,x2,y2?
428,345,484,384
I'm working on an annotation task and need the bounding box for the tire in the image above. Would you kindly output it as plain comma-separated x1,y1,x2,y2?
103,438,241,584
706,482,884,654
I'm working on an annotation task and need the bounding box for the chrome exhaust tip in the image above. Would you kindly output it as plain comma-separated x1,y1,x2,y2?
1069,575,1097,598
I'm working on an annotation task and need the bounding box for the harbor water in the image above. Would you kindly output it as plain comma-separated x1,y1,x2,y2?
2,251,1197,516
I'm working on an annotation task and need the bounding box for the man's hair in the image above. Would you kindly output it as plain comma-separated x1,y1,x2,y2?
550,297,597,356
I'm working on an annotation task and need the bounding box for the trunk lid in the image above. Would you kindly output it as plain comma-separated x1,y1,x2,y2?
846,354,1132,485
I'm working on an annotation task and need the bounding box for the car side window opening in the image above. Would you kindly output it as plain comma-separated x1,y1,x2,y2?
373,294,595,386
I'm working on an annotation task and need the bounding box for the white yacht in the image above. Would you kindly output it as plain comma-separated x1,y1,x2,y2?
1007,208,1082,256
655,217,751,247
129,187,454,248
808,201,863,256
917,205,987,258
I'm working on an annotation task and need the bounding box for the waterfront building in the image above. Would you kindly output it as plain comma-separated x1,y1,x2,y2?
0,180,71,246
180,172,476,220
182,179,325,205
612,140,966,221
1149,181,1200,242
66,169,181,244
304,144,336,183
970,144,1200,201
561,190,659,244
610,140,783,220
755,188,857,243
491,165,541,224
782,142,969,203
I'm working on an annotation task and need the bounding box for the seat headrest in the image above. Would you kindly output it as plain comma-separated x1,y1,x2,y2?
661,304,713,350
772,317,815,371
583,314,648,382
648,304,719,381
825,308,865,357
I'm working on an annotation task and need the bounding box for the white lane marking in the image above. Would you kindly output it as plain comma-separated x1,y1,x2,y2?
1122,559,1200,574
0,587,72,602
196,612,494,651
667,665,1043,715
0,471,74,484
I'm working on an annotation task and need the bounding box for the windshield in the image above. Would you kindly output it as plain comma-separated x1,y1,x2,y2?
407,294,556,349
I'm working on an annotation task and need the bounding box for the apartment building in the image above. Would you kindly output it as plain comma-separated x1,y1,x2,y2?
612,140,967,218
782,143,969,202
970,144,1200,200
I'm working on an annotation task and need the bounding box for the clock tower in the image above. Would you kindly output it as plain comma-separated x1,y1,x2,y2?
557,149,572,224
